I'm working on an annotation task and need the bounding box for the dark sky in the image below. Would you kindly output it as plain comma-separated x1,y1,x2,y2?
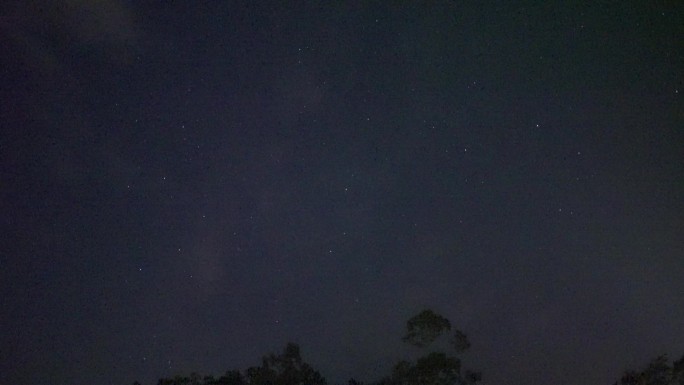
1,1,683,385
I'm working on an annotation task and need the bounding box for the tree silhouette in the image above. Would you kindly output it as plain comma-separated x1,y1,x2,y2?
152,343,324,385
402,310,452,348
141,310,483,385
614,354,684,385
215,370,246,385
246,342,326,385
381,309,481,385
136,310,684,385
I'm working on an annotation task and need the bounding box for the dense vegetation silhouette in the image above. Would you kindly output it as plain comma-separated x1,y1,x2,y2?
151,342,325,385
613,354,684,385
135,309,682,385
377,309,480,385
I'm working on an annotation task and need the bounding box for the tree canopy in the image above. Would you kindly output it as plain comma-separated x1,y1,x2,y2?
402,310,452,348
142,309,479,385
382,309,480,385
614,354,684,385
153,343,325,385
137,309,682,385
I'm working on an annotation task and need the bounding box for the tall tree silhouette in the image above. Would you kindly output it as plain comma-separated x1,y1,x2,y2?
152,343,324,385
246,343,326,385
379,309,481,385
142,311,484,385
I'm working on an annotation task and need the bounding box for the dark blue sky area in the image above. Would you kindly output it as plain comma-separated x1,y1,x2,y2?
1,2,683,385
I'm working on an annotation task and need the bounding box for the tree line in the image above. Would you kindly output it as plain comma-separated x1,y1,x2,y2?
132,309,683,385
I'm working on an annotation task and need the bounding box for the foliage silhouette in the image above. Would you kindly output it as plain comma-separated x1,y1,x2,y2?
613,354,684,385
380,309,481,385
151,343,324,385
139,309,481,385
402,310,452,348
136,323,684,385
247,342,326,385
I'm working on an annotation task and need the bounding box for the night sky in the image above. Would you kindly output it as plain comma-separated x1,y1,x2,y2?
1,2,683,385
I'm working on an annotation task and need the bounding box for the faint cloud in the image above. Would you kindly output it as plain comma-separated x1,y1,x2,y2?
61,0,137,45
1,0,142,71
